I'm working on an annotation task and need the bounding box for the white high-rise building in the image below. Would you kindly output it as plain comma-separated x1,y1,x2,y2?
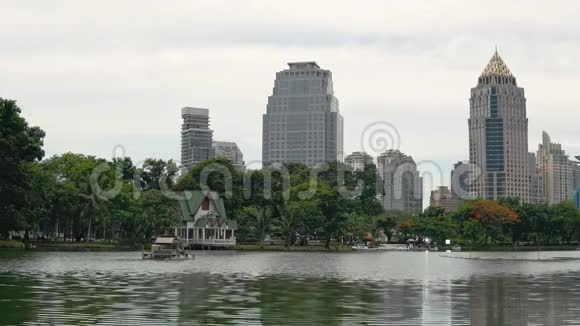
212,141,245,171
468,50,529,202
181,107,213,172
528,152,546,204
536,132,576,205
345,152,373,171
377,150,423,213
262,62,344,167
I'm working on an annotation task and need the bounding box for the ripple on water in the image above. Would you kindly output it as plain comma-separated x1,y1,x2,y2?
2,251,580,325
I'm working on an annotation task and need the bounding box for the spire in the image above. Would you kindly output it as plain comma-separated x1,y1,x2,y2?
480,49,513,78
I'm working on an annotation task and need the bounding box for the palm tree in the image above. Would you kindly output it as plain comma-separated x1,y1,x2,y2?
253,207,273,249
276,205,302,248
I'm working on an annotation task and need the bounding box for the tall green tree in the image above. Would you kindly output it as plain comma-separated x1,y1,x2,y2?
0,99,45,238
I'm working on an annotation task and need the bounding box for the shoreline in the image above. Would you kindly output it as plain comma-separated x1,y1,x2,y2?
2,241,579,253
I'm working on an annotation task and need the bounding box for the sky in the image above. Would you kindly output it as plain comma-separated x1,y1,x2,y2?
1,0,579,192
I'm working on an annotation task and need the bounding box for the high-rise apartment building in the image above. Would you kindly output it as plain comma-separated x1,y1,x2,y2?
536,132,576,205
574,156,580,192
181,107,213,172
468,50,529,202
262,62,344,167
345,151,374,171
212,141,245,171
377,150,423,213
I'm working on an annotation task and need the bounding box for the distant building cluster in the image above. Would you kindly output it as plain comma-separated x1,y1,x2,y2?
180,108,245,173
180,53,580,214
345,152,373,172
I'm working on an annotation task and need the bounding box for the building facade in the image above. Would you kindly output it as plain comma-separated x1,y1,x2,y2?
262,62,344,167
430,186,460,212
181,107,213,172
176,191,237,248
377,150,423,213
527,152,546,204
212,141,245,170
468,50,529,202
345,151,374,171
450,161,472,200
536,132,576,205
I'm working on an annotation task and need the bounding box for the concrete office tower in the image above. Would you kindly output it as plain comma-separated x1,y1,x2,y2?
527,153,546,204
468,50,529,202
430,186,459,212
212,141,245,171
377,150,423,213
536,132,576,205
450,161,472,200
345,151,374,171
181,107,213,172
262,62,344,167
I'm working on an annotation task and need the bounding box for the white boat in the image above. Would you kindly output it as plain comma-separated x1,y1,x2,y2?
142,235,194,260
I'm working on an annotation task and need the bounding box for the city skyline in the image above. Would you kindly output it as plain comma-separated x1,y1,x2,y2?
2,1,579,181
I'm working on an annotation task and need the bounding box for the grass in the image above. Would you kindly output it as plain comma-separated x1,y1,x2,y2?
0,240,25,249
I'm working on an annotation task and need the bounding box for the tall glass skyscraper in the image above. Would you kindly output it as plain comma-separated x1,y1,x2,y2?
468,50,529,201
262,62,343,167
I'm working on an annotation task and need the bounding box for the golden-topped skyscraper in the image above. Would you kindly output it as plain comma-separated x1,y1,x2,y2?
468,50,529,201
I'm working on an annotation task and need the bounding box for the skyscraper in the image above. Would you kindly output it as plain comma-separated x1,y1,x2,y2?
468,50,529,202
527,152,546,204
377,150,423,213
536,132,576,205
345,151,374,171
450,161,471,200
430,186,459,212
262,62,344,167
181,107,213,172
212,141,245,171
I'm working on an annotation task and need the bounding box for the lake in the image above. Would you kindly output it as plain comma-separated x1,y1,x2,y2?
2,250,580,325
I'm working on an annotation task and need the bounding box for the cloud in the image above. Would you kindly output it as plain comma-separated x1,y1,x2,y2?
1,0,579,180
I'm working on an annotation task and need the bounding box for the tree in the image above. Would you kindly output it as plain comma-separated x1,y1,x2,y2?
141,158,178,190
0,99,46,238
275,203,302,248
465,200,519,245
551,201,580,244
175,158,242,219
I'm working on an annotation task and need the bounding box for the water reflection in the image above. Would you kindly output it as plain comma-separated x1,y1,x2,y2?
1,251,580,325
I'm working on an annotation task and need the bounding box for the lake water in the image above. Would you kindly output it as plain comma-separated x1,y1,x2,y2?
2,250,580,325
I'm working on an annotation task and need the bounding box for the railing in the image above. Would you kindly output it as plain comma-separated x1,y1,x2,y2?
184,238,236,246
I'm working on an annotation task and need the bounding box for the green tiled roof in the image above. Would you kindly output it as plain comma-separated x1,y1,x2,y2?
178,190,228,221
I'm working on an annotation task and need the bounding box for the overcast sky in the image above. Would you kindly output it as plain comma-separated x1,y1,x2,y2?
1,0,579,190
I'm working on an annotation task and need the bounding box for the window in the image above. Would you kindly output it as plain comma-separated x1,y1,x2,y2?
202,197,210,210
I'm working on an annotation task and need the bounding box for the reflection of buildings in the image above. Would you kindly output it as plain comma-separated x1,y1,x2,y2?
536,132,576,205
345,151,373,171
212,141,245,170
262,61,344,167
430,186,460,212
378,150,423,213
181,107,213,172
468,50,529,202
